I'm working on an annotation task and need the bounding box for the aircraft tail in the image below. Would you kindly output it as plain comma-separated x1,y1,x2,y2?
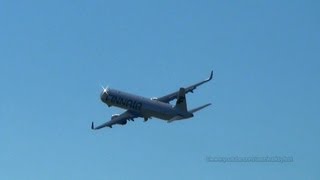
189,103,211,113
175,88,188,111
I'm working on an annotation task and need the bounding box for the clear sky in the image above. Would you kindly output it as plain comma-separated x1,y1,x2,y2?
1,0,319,179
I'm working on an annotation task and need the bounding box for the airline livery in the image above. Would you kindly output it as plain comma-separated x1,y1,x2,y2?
91,71,213,130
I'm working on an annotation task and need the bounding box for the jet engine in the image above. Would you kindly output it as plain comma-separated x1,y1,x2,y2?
111,114,127,125
111,114,120,120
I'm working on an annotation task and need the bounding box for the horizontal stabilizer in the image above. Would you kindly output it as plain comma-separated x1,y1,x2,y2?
189,103,211,113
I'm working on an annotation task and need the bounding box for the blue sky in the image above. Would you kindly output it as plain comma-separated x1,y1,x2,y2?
1,0,319,179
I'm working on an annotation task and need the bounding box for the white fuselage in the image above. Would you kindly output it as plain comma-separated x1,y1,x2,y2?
100,88,192,120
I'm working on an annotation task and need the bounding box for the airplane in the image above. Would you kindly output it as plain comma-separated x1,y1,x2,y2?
91,70,213,130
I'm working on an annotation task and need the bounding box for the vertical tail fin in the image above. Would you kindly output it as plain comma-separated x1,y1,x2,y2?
175,88,187,111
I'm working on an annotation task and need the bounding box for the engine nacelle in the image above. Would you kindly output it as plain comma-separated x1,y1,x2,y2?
111,114,127,125
111,114,120,120
150,97,158,101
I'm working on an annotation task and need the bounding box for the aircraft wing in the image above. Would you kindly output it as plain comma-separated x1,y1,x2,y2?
91,110,138,130
156,70,213,103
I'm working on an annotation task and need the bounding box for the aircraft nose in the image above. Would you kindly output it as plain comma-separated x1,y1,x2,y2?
100,91,108,102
